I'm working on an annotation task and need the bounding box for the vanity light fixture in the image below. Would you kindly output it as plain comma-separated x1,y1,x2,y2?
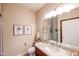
44,10,57,19
44,3,79,19
56,3,76,14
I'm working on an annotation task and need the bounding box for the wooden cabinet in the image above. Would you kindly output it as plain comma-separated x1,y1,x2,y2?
35,47,47,56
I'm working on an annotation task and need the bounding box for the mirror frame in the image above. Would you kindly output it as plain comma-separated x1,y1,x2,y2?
60,17,79,43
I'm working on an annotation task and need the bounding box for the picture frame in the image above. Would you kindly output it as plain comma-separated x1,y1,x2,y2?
24,25,31,35
13,25,23,36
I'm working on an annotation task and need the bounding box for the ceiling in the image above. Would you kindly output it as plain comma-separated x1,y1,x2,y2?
18,3,46,11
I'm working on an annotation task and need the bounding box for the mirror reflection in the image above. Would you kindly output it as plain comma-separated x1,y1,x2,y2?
43,16,58,42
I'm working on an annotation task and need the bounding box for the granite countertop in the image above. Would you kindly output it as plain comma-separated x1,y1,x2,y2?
35,42,73,56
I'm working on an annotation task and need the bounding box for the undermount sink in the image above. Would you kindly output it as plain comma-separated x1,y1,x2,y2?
45,47,51,52
44,46,71,56
45,46,60,52
44,46,60,55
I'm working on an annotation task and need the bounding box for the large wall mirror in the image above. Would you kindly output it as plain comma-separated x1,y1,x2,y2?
60,17,79,47
43,16,58,42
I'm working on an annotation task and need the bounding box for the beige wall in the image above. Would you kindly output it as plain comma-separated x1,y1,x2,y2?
3,4,36,56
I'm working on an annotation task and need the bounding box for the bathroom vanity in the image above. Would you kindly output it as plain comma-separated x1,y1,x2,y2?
35,16,79,56
35,42,79,56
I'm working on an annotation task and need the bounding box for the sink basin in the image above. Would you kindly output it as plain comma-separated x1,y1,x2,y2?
44,47,60,55
44,46,71,56
45,47,51,52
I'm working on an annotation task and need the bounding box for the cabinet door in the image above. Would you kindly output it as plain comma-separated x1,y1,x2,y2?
35,47,47,56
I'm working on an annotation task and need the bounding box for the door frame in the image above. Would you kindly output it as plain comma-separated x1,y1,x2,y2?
0,3,3,56
60,17,79,43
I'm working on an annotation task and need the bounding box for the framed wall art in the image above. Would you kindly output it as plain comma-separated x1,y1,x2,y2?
13,25,23,36
24,25,32,35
